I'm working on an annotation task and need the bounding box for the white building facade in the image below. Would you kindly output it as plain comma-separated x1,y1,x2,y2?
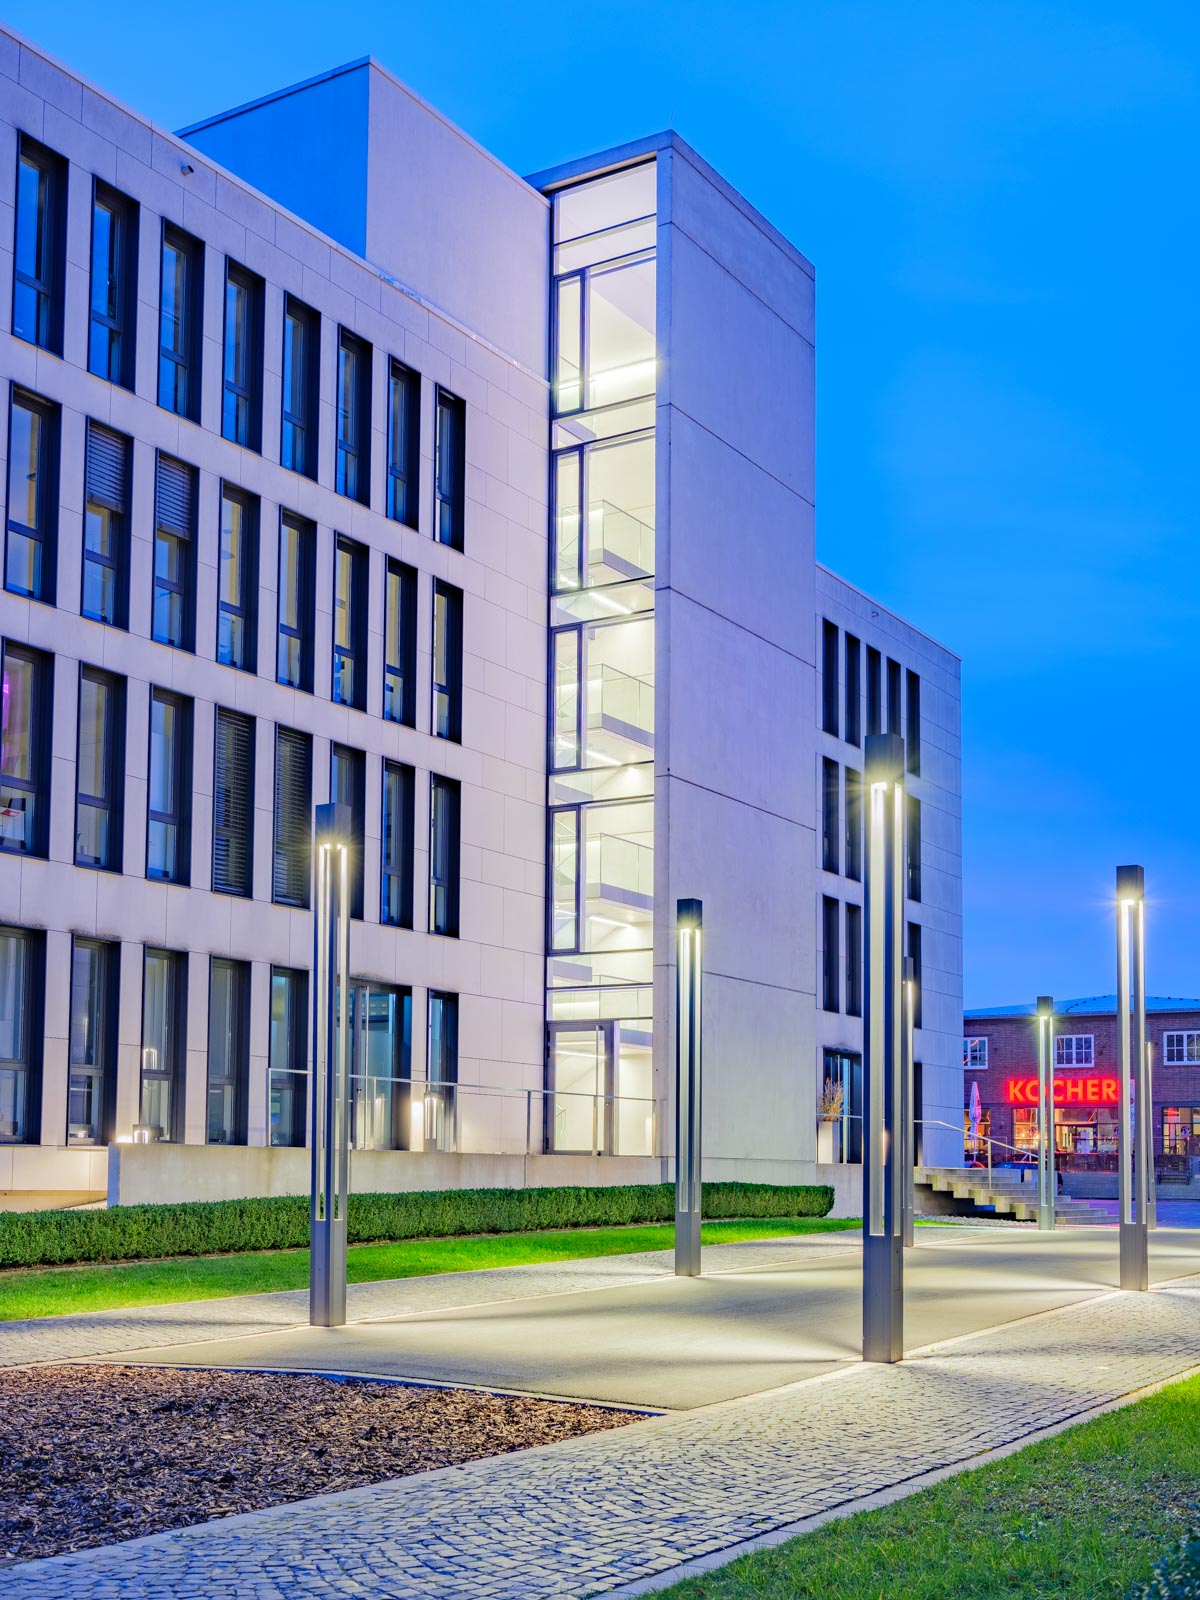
0,30,962,1208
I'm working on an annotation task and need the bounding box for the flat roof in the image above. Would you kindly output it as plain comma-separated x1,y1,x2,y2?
966,995,1200,1020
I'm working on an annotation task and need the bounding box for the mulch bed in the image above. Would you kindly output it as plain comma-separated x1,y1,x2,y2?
0,1364,637,1564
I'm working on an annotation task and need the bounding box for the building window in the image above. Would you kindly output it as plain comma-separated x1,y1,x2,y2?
866,647,882,737
348,980,414,1150
384,558,417,726
277,513,315,691
907,922,922,1028
0,927,42,1143
75,666,125,871
83,422,130,627
269,966,307,1147
963,1036,989,1069
217,487,258,671
282,295,320,478
332,536,368,711
429,774,461,937
336,329,371,504
1056,1034,1094,1067
207,958,249,1145
222,260,263,450
213,708,255,898
0,643,52,858
845,768,862,883
845,634,861,747
435,388,466,550
140,948,185,1142
822,758,839,874
88,181,138,387
821,620,838,736
387,359,420,526
426,990,459,1150
907,794,922,902
6,388,59,603
887,658,902,736
846,902,862,1018
432,580,463,742
822,897,840,1013
1163,1031,1200,1066
68,937,116,1144
158,224,203,421
1162,1107,1200,1156
331,744,366,920
381,760,415,929
273,726,312,907
13,136,65,353
153,454,197,650
906,670,921,776
147,689,192,884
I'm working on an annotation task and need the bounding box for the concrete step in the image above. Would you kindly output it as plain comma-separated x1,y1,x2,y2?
914,1167,1112,1225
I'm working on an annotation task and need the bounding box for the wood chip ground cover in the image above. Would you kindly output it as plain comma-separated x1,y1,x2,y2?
0,1364,637,1564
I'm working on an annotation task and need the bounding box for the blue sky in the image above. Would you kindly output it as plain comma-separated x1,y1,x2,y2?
9,1,1198,1007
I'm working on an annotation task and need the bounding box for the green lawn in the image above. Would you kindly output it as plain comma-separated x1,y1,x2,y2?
657,1371,1200,1600
0,1216,859,1322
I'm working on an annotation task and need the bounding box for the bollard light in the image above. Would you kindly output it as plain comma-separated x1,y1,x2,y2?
1116,864,1148,1292
1036,995,1055,1231
311,802,352,1328
675,898,703,1278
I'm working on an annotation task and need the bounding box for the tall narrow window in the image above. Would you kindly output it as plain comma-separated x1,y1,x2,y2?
348,981,413,1151
207,958,249,1145
217,487,258,671
822,758,839,874
435,388,466,549
907,794,922,903
822,896,840,1013
76,666,125,871
140,948,185,1141
212,709,255,897
336,329,371,504
429,774,461,937
866,647,882,737
0,927,42,1143
222,261,263,450
331,744,365,920
281,296,320,478
6,389,59,603
272,726,312,907
88,181,138,387
68,937,116,1144
153,454,197,650
277,514,315,691
845,768,862,883
83,422,130,627
846,903,862,1018
845,634,861,746
387,359,420,526
384,558,417,725
432,579,463,742
332,536,368,710
381,760,415,929
887,658,902,735
158,224,203,421
906,669,921,776
13,136,65,353
429,991,458,1084
821,620,839,736
0,644,52,858
147,689,192,884
907,922,923,1028
269,966,307,1147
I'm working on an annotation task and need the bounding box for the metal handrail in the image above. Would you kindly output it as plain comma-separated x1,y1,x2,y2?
919,1116,1028,1179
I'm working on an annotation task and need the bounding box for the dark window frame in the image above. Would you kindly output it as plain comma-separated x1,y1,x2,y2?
432,578,463,743
887,657,903,736
281,294,320,479
277,512,315,692
866,647,882,738
5,387,59,605
907,793,922,903
269,964,308,1147
74,663,125,872
152,453,198,652
383,558,418,726
429,773,461,937
335,327,372,505
330,743,366,920
0,641,52,859
332,534,369,711
845,767,862,883
907,922,923,1029
822,896,840,1013
12,135,66,355
217,484,260,673
207,956,250,1146
272,725,312,908
387,358,420,527
906,669,921,776
846,902,863,1018
381,759,415,929
821,757,839,874
157,221,204,423
212,707,256,898
82,420,131,629
146,686,193,885
434,386,466,550
845,633,861,746
0,925,45,1144
221,258,264,451
67,935,118,1145
821,619,839,736
139,946,186,1143
88,178,139,389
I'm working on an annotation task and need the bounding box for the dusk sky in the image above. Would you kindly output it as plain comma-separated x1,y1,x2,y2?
10,0,1198,1008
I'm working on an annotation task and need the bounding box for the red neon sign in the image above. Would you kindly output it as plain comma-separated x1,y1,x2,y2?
1004,1076,1119,1106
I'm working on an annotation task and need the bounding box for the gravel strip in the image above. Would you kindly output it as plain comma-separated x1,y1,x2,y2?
0,1364,638,1564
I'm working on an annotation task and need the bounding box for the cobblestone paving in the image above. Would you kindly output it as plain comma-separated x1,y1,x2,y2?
5,1277,1198,1599
0,1234,862,1370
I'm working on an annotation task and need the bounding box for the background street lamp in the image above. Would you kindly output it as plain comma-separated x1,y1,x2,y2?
675,898,703,1278
1036,995,1055,1231
311,802,352,1328
902,955,916,1249
863,733,905,1362
1116,864,1149,1293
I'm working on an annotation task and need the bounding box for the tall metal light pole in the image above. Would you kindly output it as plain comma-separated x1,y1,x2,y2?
1116,864,1149,1292
863,733,905,1362
311,802,352,1327
1147,1040,1158,1231
1036,995,1055,1231
675,898,703,1278
901,955,916,1248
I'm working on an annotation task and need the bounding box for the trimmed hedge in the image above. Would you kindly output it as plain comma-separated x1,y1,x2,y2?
0,1182,833,1270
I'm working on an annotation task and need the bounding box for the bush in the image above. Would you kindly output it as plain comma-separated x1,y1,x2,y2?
0,1181,834,1270
1130,1533,1200,1599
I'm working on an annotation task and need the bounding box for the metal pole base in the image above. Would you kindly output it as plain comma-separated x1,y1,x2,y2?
311,1217,348,1326
863,1233,904,1362
675,1207,701,1277
1037,1205,1055,1231
902,1210,915,1249
1119,1223,1148,1293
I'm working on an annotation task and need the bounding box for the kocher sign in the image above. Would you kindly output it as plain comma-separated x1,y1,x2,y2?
1005,1076,1119,1106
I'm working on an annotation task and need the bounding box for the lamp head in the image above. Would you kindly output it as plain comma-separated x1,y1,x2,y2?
1116,864,1144,902
865,732,905,788
315,801,353,846
1036,995,1054,1020
677,898,703,932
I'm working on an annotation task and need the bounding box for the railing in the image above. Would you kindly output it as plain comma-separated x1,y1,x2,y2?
589,662,653,745
588,499,655,582
413,1082,662,1160
586,833,654,906
814,1112,1025,1178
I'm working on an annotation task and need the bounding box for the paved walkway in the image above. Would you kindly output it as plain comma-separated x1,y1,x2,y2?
6,1271,1200,1599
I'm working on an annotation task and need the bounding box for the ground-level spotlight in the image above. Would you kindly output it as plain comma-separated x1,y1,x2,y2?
311,802,352,1328
1116,864,1149,1292
1036,995,1055,1231
675,898,703,1279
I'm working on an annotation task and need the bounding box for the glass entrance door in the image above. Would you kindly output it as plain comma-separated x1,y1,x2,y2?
546,1020,655,1155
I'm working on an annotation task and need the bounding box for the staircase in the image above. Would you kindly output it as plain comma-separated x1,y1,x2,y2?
916,1166,1111,1224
